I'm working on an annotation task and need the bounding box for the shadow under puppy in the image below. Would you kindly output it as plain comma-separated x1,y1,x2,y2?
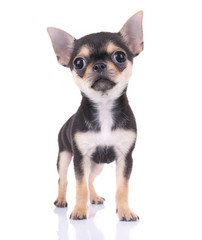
47,11,143,221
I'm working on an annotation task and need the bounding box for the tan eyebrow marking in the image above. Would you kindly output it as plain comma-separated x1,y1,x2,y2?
106,42,120,54
77,45,91,57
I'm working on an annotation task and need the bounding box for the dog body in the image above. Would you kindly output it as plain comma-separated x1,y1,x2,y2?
47,11,143,221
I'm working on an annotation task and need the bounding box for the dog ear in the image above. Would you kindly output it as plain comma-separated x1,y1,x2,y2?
120,11,144,56
47,27,75,66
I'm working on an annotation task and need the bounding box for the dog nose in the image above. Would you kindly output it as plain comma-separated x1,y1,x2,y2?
93,63,107,73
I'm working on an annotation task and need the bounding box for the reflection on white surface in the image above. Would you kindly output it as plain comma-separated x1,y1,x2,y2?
55,205,105,240
54,208,69,240
54,204,138,240
70,206,105,240
115,221,137,240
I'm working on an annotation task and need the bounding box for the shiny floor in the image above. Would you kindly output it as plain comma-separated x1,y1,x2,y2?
54,204,139,240
1,164,201,240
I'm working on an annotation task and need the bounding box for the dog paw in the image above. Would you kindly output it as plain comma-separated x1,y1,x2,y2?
91,196,105,205
54,198,68,208
70,206,88,220
116,207,139,222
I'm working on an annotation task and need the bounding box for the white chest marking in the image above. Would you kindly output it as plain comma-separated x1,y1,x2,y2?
74,100,136,159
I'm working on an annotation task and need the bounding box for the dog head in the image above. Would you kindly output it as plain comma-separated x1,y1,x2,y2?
47,11,143,102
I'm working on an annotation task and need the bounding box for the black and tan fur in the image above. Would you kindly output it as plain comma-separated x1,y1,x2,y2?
47,11,143,221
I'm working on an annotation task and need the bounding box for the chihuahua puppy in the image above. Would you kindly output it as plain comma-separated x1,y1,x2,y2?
47,11,143,221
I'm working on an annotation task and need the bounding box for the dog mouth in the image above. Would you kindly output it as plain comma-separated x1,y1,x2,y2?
91,78,116,92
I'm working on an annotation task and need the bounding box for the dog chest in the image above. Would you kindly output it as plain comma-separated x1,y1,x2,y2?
74,127,136,161
74,98,136,162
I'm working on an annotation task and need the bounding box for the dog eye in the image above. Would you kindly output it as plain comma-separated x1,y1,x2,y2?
114,51,126,63
74,57,85,70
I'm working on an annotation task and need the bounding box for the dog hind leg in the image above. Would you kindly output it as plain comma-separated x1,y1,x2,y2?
89,162,105,204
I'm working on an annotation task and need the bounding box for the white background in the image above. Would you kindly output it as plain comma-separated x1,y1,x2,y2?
0,0,202,239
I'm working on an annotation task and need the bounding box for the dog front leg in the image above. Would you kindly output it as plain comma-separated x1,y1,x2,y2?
116,155,139,221
70,155,90,220
54,151,72,207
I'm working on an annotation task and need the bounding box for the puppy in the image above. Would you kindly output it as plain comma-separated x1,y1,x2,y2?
47,11,143,221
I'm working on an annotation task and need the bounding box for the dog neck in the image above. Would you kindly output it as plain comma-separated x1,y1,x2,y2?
78,89,135,132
